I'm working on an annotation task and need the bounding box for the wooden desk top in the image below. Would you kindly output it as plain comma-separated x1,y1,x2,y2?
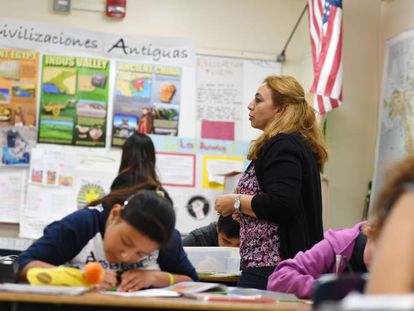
198,274,239,284
0,291,311,311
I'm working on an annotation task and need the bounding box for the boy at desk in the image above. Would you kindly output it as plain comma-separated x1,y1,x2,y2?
17,183,198,292
183,215,240,247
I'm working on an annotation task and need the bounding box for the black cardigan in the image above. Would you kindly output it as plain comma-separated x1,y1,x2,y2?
251,133,324,259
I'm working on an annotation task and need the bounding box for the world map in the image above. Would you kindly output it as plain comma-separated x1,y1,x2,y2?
372,30,414,200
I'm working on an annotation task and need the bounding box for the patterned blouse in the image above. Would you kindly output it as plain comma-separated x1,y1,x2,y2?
237,163,281,269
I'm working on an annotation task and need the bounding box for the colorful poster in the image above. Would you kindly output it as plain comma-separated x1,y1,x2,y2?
0,126,36,166
152,66,181,136
0,48,39,126
111,62,181,146
38,55,110,147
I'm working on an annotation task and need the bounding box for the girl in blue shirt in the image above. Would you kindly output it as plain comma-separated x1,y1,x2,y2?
17,183,197,292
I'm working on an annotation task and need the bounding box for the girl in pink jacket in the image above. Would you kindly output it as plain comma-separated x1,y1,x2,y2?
267,221,373,298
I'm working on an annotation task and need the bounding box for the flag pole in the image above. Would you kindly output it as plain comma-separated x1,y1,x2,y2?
277,3,309,63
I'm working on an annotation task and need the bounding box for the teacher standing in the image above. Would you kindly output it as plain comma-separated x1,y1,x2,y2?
215,75,328,289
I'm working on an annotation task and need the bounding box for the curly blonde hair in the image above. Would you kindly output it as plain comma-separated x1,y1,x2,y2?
247,75,328,169
366,154,414,240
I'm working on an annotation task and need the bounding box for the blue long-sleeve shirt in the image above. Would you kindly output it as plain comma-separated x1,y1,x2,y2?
17,205,198,281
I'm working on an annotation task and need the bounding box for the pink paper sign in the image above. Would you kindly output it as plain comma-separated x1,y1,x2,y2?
201,120,235,141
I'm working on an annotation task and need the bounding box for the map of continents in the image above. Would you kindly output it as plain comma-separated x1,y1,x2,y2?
372,30,414,200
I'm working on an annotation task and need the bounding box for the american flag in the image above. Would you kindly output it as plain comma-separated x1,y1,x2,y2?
308,0,343,114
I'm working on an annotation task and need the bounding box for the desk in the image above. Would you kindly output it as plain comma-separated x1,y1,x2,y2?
198,273,239,286
0,291,311,311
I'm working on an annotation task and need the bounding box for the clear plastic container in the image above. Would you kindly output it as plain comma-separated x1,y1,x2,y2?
184,246,240,274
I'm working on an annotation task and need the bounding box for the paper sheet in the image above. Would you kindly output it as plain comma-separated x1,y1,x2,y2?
101,288,180,297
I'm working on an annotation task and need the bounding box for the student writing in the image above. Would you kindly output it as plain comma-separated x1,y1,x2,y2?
17,183,197,292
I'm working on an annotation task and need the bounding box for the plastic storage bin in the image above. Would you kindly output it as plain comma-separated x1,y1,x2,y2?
184,246,240,274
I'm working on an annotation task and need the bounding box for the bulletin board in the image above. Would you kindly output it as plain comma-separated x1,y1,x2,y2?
0,18,280,239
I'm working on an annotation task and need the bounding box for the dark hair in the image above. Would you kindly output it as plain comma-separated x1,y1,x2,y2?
217,215,240,239
119,133,158,185
89,182,175,245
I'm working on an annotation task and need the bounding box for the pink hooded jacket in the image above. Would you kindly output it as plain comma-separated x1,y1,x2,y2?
267,221,367,299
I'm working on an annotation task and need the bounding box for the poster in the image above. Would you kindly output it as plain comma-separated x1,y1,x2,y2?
0,168,26,223
0,126,36,166
196,56,243,141
111,62,181,146
19,145,120,238
20,183,75,239
29,145,77,186
202,155,245,190
0,48,39,126
75,175,111,209
38,54,110,147
156,152,195,187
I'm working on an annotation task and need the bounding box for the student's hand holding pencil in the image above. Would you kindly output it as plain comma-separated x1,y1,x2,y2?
95,269,117,291
118,269,157,292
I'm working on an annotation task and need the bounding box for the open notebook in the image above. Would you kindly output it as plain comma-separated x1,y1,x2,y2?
101,281,298,304
101,281,226,298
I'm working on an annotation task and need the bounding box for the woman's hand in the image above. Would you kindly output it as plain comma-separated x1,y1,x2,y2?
215,194,237,216
118,270,156,292
96,269,117,291
232,212,241,222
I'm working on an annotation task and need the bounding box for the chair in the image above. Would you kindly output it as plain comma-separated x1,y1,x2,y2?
0,250,20,283
312,273,369,310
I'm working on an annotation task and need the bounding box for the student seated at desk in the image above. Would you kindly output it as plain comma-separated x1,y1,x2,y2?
111,133,157,191
266,221,373,299
183,215,240,247
268,154,414,299
17,183,198,292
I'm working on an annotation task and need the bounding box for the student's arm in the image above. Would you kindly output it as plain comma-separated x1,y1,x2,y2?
16,209,100,280
367,192,414,294
267,238,336,299
158,230,199,281
19,260,57,279
20,260,117,290
119,270,191,292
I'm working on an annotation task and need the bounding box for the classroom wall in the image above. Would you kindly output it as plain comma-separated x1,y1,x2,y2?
0,0,312,237
0,0,408,235
323,0,381,228
380,0,414,76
